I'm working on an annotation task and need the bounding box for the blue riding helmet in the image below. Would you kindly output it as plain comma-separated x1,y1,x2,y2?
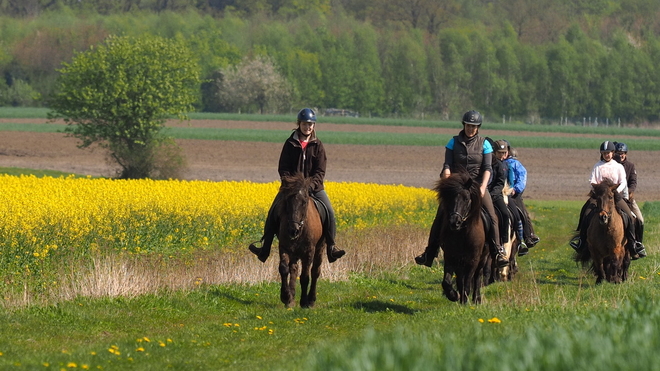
297,108,316,123
615,142,628,153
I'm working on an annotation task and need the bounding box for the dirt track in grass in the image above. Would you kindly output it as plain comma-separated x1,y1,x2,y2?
1,118,659,202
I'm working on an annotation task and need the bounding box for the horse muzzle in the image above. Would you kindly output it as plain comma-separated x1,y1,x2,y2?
598,211,610,225
287,220,305,240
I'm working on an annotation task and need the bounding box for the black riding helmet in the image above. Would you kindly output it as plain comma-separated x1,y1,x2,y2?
600,141,615,152
462,110,482,126
297,108,316,123
615,142,628,153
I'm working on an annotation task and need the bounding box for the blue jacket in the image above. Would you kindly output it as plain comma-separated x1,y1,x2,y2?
504,157,527,195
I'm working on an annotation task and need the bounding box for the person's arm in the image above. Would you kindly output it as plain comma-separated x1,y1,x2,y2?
278,141,296,178
441,139,454,178
628,163,637,195
480,169,490,197
515,162,527,194
309,141,327,192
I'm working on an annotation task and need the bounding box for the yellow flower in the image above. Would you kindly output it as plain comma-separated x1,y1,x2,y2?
136,347,145,352
478,318,484,323
67,362,77,368
488,317,502,324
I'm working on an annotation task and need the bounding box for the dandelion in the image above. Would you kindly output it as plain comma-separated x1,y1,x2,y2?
478,318,484,323
488,317,502,324
136,347,145,352
256,316,262,320
159,341,166,347
67,362,77,368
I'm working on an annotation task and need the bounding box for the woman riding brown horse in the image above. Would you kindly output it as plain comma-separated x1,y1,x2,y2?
277,173,325,307
574,179,630,284
436,169,489,304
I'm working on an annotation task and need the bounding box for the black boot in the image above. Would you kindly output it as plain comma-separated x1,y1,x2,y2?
518,241,529,256
327,245,345,263
248,236,272,263
414,249,436,267
492,245,508,268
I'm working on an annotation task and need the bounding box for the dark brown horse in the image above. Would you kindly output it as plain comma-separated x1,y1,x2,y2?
276,173,324,308
575,179,630,284
436,170,489,304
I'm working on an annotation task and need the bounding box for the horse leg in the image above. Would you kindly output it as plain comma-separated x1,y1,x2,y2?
307,247,323,308
456,268,468,305
279,254,295,307
594,258,605,285
299,261,311,308
442,264,459,302
288,260,299,306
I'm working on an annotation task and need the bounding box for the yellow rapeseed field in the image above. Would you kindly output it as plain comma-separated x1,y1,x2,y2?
0,175,436,281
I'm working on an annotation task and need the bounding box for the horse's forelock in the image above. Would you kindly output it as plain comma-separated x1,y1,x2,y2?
436,171,479,202
280,173,310,198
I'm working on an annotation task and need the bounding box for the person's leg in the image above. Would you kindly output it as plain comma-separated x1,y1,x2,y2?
249,193,282,262
415,203,444,267
508,201,528,255
483,192,508,268
570,199,594,251
513,194,539,246
631,199,645,244
314,190,345,263
493,196,510,246
618,198,646,259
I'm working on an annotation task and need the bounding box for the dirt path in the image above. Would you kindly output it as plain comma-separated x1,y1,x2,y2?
0,120,659,202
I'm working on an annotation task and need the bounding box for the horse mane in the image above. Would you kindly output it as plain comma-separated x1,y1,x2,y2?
575,178,623,265
279,173,311,198
589,178,623,203
434,169,481,206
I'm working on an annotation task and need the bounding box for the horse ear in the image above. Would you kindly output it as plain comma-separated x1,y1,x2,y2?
612,183,620,191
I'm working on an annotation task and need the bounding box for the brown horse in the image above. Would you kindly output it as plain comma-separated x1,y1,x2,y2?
276,173,325,308
574,179,630,284
437,170,489,304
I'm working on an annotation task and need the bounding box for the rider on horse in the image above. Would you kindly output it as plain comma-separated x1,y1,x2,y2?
571,141,646,260
614,142,646,256
415,110,509,268
249,108,345,263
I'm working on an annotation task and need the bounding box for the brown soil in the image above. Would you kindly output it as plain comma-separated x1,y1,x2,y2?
1,119,659,202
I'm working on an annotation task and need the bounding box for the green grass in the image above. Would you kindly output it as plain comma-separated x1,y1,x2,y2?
0,167,87,178
0,200,658,370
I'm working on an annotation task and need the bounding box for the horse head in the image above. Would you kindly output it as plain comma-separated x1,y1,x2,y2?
590,179,619,226
437,171,479,231
279,173,311,240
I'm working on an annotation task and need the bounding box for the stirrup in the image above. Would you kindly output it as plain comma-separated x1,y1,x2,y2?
495,254,509,268
569,236,581,251
518,242,529,256
635,242,647,258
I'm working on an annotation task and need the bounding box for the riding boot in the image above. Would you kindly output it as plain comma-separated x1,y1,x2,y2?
415,207,443,267
327,245,345,263
491,244,508,268
249,234,273,263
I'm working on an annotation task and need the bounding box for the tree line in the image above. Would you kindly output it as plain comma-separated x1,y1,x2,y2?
2,0,660,122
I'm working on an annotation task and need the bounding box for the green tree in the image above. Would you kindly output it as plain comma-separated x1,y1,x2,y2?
48,34,201,179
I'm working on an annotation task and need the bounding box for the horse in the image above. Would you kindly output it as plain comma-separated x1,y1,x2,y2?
574,179,630,284
486,183,519,283
436,170,489,304
276,173,325,308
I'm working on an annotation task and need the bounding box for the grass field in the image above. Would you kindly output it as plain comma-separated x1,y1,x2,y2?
0,108,659,370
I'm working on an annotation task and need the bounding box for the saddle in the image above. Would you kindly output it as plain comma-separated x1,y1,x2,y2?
310,195,329,228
